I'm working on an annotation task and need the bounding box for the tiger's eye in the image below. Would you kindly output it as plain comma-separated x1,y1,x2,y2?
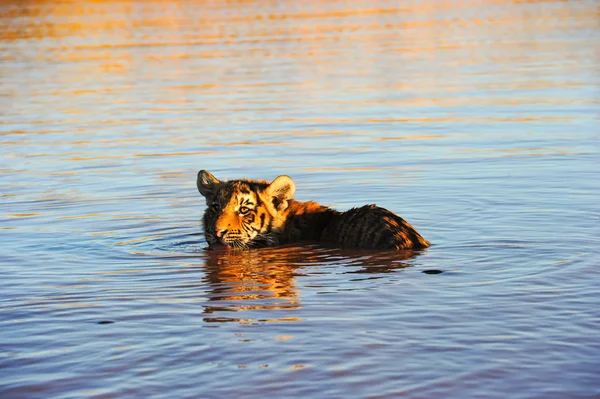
211,203,220,211
239,206,250,215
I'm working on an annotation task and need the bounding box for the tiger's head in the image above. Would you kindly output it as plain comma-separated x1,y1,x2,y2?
196,170,295,249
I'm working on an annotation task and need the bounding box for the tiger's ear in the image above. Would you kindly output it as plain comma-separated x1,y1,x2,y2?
266,175,295,211
197,170,220,201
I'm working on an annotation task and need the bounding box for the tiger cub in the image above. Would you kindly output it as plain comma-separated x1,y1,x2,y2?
197,170,430,250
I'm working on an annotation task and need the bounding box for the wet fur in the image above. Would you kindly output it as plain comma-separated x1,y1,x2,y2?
197,170,430,250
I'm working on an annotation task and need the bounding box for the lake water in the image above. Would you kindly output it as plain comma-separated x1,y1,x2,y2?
1,0,599,398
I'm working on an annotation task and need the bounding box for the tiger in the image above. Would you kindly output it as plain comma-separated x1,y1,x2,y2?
196,170,430,250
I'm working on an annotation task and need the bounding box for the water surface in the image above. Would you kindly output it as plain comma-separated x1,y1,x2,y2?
1,0,600,398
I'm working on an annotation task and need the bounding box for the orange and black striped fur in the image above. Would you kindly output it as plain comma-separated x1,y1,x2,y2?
197,170,430,250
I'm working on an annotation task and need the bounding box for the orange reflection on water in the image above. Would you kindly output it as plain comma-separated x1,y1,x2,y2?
3,0,596,85
202,247,302,313
200,245,418,323
1,0,596,153
8,213,42,218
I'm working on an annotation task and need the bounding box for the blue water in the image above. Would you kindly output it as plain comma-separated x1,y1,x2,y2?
1,1,599,398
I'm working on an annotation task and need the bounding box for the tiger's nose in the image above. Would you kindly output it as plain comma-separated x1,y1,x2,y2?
216,229,228,238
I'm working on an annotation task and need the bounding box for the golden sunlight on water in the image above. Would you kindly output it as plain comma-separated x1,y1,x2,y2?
3,0,598,123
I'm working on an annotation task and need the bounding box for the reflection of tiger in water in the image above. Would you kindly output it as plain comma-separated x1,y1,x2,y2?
197,170,430,250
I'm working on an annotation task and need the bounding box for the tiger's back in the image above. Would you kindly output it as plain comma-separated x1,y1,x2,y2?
322,204,430,250
197,170,430,251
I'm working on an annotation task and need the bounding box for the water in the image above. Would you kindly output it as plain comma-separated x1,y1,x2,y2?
1,0,599,397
